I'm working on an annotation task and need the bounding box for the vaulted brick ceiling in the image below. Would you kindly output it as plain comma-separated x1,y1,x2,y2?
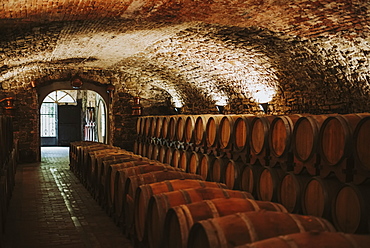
1,0,370,111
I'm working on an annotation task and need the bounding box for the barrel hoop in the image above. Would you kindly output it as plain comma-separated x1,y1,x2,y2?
164,180,174,191
179,189,192,204
318,217,336,232
178,205,194,248
236,212,258,243
207,219,228,247
279,235,299,248
342,233,360,248
199,181,206,187
221,189,230,198
288,214,306,233
247,199,261,211
179,204,194,229
271,202,282,212
162,193,172,211
204,200,220,218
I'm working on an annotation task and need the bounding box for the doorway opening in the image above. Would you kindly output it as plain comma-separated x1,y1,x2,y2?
40,90,107,146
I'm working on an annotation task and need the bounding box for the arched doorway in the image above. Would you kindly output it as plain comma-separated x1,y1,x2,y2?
40,90,107,146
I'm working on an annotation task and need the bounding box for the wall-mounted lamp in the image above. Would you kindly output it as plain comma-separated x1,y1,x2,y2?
132,96,142,116
216,105,225,114
259,103,269,114
174,107,182,114
0,97,16,116
106,84,115,99
71,77,83,89
30,80,37,88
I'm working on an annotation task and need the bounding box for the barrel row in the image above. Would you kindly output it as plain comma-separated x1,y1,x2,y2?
0,115,18,236
133,142,370,235
136,114,370,185
71,141,370,248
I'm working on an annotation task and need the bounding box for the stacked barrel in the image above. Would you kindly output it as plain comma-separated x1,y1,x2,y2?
0,115,18,235
71,113,370,248
135,114,370,236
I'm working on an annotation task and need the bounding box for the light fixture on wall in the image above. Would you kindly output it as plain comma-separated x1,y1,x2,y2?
132,96,142,116
174,107,182,114
106,84,115,99
216,105,225,114
0,97,16,116
259,102,269,114
71,77,83,89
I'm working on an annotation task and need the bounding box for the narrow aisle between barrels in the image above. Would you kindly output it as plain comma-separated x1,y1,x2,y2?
2,147,133,248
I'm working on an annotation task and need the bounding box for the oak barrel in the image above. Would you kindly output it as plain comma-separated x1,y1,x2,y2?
352,114,370,184
332,183,370,234
235,231,370,248
187,211,335,248
232,115,254,153
256,166,284,202
134,180,226,242
219,115,242,150
239,164,263,197
163,198,287,248
198,153,216,180
147,187,253,248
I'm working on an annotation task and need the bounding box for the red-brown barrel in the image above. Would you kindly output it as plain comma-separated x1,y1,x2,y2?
256,166,284,202
218,115,240,149
157,146,167,163
164,147,174,165
184,115,198,144
250,116,275,166
160,116,170,140
301,176,343,221
147,187,253,248
332,183,370,234
239,164,263,197
163,198,287,248
292,114,328,175
171,148,181,168
175,115,187,142
194,115,212,147
351,114,370,184
268,115,301,168
205,115,222,148
235,232,370,248
188,151,201,174
136,117,143,136
198,154,216,180
153,116,164,138
134,180,227,242
319,114,363,182
232,115,255,153
187,211,335,248
277,172,310,213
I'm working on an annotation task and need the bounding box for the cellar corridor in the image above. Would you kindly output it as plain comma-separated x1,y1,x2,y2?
1,147,132,248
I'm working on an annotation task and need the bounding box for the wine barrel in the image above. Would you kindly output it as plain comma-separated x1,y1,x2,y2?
219,115,241,150
235,231,370,248
187,211,335,248
194,115,212,147
210,157,229,183
184,115,198,144
198,153,216,180
232,115,255,154
147,188,253,248
163,198,287,248
277,172,310,213
292,114,328,175
352,114,370,184
157,146,167,163
332,183,370,234
179,150,191,172
188,151,201,174
239,164,263,197
175,115,187,142
171,148,181,168
123,171,203,234
269,115,301,169
257,166,284,202
205,115,222,148
319,114,363,182
167,116,179,141
153,116,165,138
144,116,154,138
136,117,143,136
302,176,343,221
134,180,226,242
164,147,174,165
250,116,274,166
160,116,170,140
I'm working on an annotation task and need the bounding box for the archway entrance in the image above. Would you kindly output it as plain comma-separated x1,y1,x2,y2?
40,90,107,146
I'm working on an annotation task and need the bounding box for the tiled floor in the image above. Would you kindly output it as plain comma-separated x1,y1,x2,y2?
1,147,133,248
